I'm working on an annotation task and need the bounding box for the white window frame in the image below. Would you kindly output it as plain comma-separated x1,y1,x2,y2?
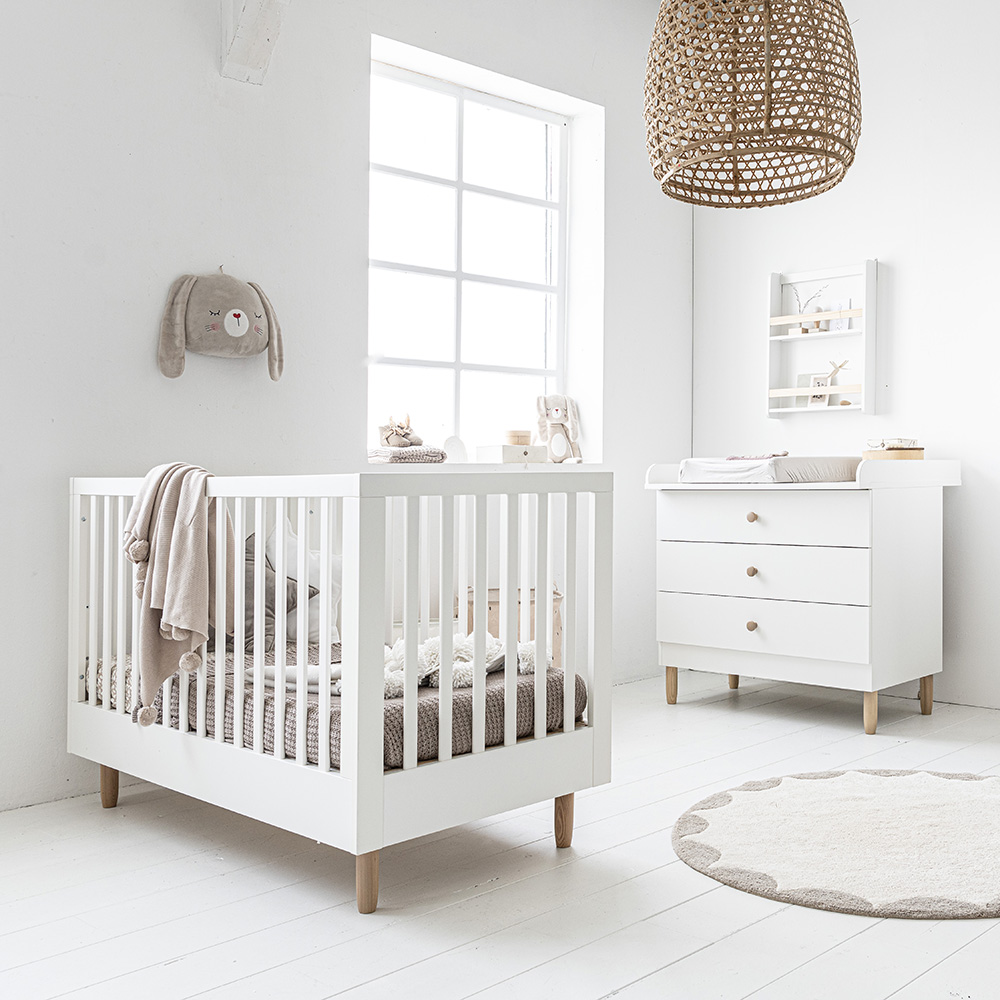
368,60,570,443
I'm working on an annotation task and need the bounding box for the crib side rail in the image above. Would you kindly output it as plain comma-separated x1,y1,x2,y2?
68,470,613,812
368,470,613,780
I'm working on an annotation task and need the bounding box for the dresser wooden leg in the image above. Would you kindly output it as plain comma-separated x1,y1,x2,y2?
356,851,379,914
863,691,878,735
100,765,119,809
665,666,678,705
728,674,740,690
554,792,574,848
919,675,934,715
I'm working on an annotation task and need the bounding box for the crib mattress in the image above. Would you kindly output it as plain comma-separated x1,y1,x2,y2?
92,646,587,770
678,455,861,484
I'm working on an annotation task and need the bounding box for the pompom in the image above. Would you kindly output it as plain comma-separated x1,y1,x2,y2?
127,539,149,562
179,651,202,672
137,705,158,727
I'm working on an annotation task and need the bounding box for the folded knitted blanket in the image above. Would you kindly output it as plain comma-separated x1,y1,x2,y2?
367,446,447,464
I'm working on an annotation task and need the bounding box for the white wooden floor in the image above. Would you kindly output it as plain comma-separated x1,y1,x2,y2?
3,672,1000,1000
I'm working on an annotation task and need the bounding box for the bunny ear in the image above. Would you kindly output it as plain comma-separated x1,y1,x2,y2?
565,396,580,442
536,395,549,441
158,274,197,378
250,282,282,381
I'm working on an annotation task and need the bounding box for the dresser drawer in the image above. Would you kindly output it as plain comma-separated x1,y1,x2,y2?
657,541,870,605
657,490,870,547
656,592,870,663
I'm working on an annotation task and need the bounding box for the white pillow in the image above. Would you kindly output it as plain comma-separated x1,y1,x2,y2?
265,517,343,645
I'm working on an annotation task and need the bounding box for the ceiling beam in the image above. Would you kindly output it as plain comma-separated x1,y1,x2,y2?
221,0,290,86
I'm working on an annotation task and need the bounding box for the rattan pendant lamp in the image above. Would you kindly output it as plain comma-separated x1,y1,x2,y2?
644,1,861,208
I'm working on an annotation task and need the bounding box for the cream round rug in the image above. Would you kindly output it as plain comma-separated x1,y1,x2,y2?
673,770,1000,919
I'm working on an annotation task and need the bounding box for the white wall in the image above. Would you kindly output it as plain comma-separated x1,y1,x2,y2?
0,0,691,810
691,1,1000,708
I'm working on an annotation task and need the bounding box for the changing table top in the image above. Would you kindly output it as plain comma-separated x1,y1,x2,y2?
646,459,961,491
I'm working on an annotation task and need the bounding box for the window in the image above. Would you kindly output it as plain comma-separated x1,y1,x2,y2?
368,62,569,454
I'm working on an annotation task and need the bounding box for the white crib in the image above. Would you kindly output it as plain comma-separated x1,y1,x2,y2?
67,467,613,912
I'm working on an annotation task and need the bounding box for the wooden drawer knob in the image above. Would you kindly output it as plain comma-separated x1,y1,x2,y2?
746,621,758,632
746,511,758,523
746,566,758,577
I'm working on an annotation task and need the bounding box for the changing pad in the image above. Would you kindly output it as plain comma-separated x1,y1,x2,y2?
678,456,861,484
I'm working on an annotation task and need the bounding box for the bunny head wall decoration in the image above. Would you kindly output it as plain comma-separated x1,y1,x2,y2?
158,271,283,380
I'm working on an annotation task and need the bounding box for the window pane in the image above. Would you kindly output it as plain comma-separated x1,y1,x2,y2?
460,371,546,452
369,269,455,362
370,74,457,180
369,172,456,270
368,364,454,449
462,192,553,285
462,282,551,369
463,101,554,200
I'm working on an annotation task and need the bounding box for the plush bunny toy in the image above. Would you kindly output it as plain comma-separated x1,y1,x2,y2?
537,394,582,463
158,271,283,380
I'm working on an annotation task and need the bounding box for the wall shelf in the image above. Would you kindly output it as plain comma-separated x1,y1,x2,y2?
767,260,877,416
768,404,862,415
769,328,864,343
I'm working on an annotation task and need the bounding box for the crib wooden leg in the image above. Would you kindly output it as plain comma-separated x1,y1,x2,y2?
356,851,379,914
665,666,678,705
554,792,574,848
100,765,119,809
728,674,740,690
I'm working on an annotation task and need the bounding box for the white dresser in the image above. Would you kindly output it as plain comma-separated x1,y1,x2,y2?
646,460,961,733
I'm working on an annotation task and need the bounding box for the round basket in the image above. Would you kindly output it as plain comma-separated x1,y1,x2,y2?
644,1,862,208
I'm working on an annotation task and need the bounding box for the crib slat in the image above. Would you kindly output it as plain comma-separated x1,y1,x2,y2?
384,498,395,646
590,490,613,784
130,555,140,716
101,498,113,711
274,496,287,759
519,494,532,646
563,493,577,734
438,495,454,761
318,496,333,772
502,493,519,746
233,497,246,750
418,496,429,642
115,497,128,714
534,492,548,740
215,498,227,743
296,496,309,765
87,496,99,708
402,496,420,770
68,493,86,705
457,496,470,634
253,498,265,754
472,494,488,754
196,637,207,738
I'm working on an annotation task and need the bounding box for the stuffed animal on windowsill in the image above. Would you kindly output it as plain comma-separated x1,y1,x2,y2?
158,268,283,380
537,394,582,463
379,415,423,448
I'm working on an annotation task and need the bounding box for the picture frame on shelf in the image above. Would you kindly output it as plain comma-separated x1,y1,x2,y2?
828,298,851,332
797,372,832,409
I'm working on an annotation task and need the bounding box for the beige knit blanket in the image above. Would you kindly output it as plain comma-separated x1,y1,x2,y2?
123,463,235,721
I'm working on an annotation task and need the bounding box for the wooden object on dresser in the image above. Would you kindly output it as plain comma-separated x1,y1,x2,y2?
646,460,961,734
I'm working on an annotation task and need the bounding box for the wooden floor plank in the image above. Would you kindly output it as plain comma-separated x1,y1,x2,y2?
0,673,995,1000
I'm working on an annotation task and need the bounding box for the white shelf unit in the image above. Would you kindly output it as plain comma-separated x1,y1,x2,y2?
767,260,877,416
